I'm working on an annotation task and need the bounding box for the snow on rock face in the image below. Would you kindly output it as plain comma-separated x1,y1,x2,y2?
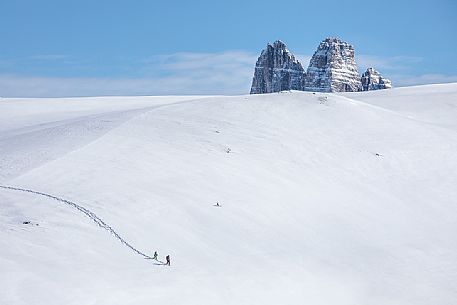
361,67,392,91
250,40,305,94
304,37,362,92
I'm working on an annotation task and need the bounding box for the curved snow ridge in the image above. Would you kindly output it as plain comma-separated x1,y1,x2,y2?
0,97,215,182
0,185,154,260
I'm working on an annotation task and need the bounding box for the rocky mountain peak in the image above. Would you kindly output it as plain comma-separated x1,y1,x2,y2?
268,40,286,49
250,38,392,94
304,37,362,92
250,40,305,94
361,68,392,90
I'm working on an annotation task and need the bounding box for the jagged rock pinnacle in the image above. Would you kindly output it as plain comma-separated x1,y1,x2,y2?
304,37,362,92
361,67,392,90
250,40,306,94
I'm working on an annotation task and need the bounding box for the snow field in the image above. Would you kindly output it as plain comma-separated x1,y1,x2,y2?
1,84,457,305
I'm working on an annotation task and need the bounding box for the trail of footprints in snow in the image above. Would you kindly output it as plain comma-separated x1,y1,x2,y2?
0,185,156,260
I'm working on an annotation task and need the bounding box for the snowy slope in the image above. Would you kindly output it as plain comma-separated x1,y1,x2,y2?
0,96,205,180
1,85,457,305
342,83,457,130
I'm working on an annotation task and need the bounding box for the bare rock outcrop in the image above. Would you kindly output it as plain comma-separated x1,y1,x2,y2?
361,68,392,90
250,40,306,94
304,37,362,92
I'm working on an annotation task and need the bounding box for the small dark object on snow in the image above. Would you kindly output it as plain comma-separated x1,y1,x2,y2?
214,202,221,207
215,130,220,133
226,148,231,153
22,221,30,225
375,153,382,157
165,255,171,266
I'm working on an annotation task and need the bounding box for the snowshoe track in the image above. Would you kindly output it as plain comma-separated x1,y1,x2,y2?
0,185,154,260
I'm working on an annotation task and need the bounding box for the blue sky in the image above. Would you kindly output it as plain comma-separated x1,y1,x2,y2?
0,0,456,96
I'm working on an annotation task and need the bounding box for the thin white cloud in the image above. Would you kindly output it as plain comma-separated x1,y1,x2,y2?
357,55,423,72
151,51,257,71
140,51,258,81
0,74,246,97
392,74,457,87
0,51,258,97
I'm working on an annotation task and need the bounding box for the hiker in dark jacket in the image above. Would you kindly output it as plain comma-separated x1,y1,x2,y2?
153,251,158,260
165,255,170,266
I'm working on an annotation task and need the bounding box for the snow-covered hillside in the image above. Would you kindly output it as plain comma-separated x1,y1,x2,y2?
1,84,457,305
